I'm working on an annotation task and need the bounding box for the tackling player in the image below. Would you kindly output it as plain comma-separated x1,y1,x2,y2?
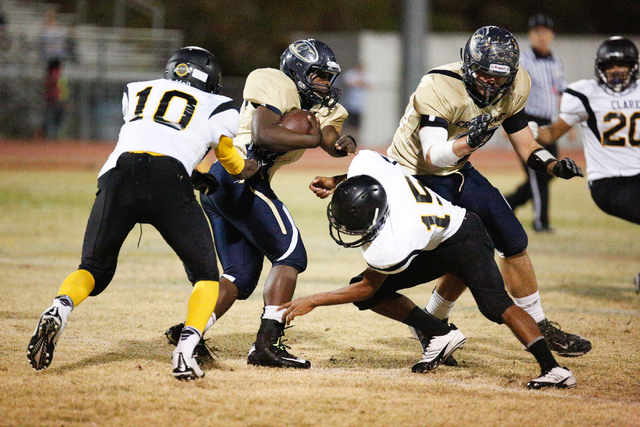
280,149,576,389
27,47,257,380
537,36,640,292
386,26,591,359
166,39,356,369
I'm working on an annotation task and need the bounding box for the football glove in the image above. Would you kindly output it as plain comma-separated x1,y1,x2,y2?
191,170,219,195
552,158,584,179
466,113,492,149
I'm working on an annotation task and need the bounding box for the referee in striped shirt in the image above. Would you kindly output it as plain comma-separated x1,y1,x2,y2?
506,14,567,232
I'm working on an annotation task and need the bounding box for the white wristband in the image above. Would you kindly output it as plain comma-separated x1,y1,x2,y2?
429,139,461,168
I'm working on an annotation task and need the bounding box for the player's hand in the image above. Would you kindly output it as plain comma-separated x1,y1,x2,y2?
466,113,492,149
552,158,584,179
528,121,539,140
191,170,219,195
334,135,357,156
310,175,338,199
278,297,315,325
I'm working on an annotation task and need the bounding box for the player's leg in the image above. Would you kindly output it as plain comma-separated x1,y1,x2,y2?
457,166,591,357
28,165,136,370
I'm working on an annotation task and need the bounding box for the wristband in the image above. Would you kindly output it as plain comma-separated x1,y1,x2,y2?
526,148,556,175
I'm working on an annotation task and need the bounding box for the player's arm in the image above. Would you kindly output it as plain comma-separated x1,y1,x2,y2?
508,123,583,179
214,135,258,180
537,118,573,145
309,173,347,199
251,105,322,152
319,124,357,158
279,267,387,324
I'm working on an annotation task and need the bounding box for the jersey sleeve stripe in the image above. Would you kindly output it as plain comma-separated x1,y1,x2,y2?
426,69,463,81
250,102,282,116
420,114,449,129
564,88,601,141
209,100,239,118
502,108,528,134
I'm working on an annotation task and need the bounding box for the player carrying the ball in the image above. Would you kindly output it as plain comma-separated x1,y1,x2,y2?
166,39,356,369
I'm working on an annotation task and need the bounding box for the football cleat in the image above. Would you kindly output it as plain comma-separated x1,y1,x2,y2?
27,306,66,371
247,319,310,369
538,319,592,357
172,350,204,380
411,326,466,373
165,322,215,363
634,272,640,294
409,322,458,367
526,366,576,389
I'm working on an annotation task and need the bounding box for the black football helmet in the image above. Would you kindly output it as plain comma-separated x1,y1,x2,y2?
461,26,520,108
164,46,222,94
595,36,639,93
327,175,389,248
280,39,342,108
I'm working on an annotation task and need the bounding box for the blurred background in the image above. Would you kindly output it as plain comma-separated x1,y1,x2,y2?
0,0,639,147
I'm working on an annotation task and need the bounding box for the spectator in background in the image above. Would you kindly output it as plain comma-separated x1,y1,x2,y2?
40,58,68,139
341,63,370,132
505,14,567,232
40,7,68,64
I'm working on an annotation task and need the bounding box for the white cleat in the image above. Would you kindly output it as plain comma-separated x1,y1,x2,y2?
527,366,576,389
172,350,204,380
27,307,66,371
411,327,465,373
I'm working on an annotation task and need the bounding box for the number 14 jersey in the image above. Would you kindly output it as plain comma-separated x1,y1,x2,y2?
99,78,239,177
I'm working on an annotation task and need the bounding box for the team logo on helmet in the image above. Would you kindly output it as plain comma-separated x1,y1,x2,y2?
174,63,189,77
290,40,319,63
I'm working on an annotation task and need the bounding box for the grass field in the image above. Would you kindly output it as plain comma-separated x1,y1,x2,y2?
0,144,639,426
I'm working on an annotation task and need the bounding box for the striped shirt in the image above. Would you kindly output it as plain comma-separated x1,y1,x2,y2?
520,48,567,121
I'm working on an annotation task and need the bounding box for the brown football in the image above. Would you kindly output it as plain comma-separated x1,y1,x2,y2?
279,109,315,134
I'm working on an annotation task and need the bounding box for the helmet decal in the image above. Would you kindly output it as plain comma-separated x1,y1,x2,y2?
290,40,319,63
174,63,189,77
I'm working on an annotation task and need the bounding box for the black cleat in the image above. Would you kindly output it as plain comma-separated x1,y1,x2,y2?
538,319,591,357
247,319,310,369
27,307,65,371
165,322,215,363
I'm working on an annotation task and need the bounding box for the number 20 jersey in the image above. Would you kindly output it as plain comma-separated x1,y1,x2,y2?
347,150,466,274
99,78,239,177
560,79,640,181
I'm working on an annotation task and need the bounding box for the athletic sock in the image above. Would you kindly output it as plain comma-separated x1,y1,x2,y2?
513,291,545,323
425,288,455,321
52,295,73,323
262,305,285,323
185,280,219,333
527,336,558,373
403,306,450,336
203,312,217,334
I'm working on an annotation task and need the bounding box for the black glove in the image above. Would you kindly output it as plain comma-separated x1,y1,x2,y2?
191,170,219,195
466,113,492,149
552,158,584,179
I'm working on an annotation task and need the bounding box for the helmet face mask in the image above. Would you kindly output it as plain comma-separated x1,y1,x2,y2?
595,37,639,94
280,39,342,108
462,26,519,108
327,175,390,248
164,46,222,94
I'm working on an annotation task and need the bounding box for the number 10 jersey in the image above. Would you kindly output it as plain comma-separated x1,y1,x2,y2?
99,78,239,177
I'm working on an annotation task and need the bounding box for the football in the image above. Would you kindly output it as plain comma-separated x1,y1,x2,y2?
279,109,316,134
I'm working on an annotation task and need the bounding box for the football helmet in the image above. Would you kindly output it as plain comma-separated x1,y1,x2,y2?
280,39,342,108
461,26,519,108
164,46,222,94
327,175,389,248
595,36,639,93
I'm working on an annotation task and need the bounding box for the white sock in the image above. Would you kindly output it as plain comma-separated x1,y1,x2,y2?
425,288,455,321
52,295,74,323
176,326,201,357
262,305,285,323
513,291,546,323
203,312,217,334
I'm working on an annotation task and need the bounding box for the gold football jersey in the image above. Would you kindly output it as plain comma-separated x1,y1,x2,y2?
234,67,347,177
388,61,531,176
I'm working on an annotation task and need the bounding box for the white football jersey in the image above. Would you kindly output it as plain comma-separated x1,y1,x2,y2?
347,150,466,274
559,79,640,181
99,78,239,177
